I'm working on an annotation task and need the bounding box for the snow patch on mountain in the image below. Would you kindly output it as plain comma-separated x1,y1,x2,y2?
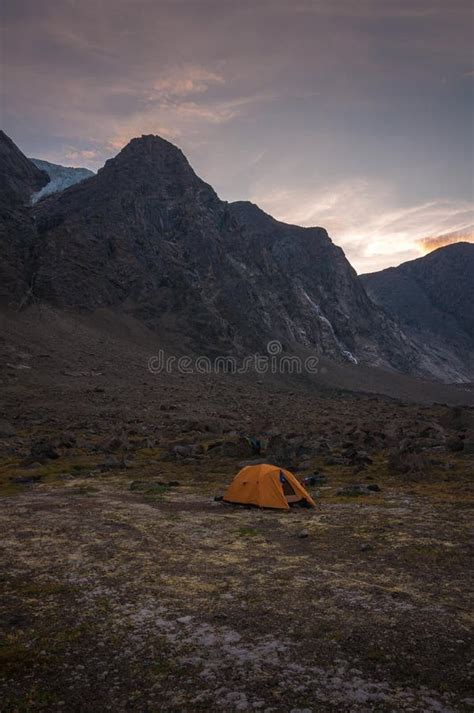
301,288,359,364
30,158,94,203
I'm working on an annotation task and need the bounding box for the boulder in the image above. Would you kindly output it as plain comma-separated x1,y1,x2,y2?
267,434,312,461
102,434,128,452
419,422,446,442
446,436,464,453
387,449,429,475
297,460,312,470
30,439,60,462
173,444,194,458
100,456,122,471
10,474,42,484
337,484,376,496
344,447,373,466
208,437,254,459
172,443,204,459
302,474,327,486
324,456,345,466
57,432,76,448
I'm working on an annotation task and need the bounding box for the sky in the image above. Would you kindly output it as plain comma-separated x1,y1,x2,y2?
1,0,473,273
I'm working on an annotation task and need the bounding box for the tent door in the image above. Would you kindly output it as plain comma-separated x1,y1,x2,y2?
280,475,301,503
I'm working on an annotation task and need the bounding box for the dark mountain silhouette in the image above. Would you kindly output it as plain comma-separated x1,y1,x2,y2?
27,134,422,371
0,130,471,381
0,130,49,302
361,243,474,382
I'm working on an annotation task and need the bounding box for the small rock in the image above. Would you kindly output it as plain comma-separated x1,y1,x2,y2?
102,434,128,452
303,474,327,486
344,445,373,465
10,475,42,485
337,484,370,496
297,460,312,470
173,444,194,458
298,529,309,538
313,474,328,484
360,543,372,551
101,456,121,471
324,456,345,466
57,432,77,448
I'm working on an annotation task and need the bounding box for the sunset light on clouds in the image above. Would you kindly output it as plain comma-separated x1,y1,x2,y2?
417,226,474,254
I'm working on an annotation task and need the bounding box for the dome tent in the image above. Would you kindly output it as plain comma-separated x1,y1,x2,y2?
224,463,316,510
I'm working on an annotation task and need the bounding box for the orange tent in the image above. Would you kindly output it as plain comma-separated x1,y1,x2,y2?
223,463,316,510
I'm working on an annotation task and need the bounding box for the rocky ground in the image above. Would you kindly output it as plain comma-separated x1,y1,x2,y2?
0,307,473,712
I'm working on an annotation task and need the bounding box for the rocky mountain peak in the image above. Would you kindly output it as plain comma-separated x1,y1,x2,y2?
1,130,472,382
96,134,209,197
109,134,187,164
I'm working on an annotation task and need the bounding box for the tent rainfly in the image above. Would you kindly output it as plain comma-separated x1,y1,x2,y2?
224,463,316,510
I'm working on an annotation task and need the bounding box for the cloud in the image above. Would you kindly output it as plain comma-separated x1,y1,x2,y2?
252,180,474,273
2,0,472,271
64,147,100,162
149,65,225,99
100,92,272,158
417,226,474,253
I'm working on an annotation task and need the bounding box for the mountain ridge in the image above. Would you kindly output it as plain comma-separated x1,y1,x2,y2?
0,131,472,382
361,242,474,382
0,130,49,302
29,134,426,374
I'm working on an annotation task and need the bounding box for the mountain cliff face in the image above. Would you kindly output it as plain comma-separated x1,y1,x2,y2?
361,243,474,382
0,130,469,381
0,131,49,302
26,134,421,371
225,201,420,370
30,158,94,203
